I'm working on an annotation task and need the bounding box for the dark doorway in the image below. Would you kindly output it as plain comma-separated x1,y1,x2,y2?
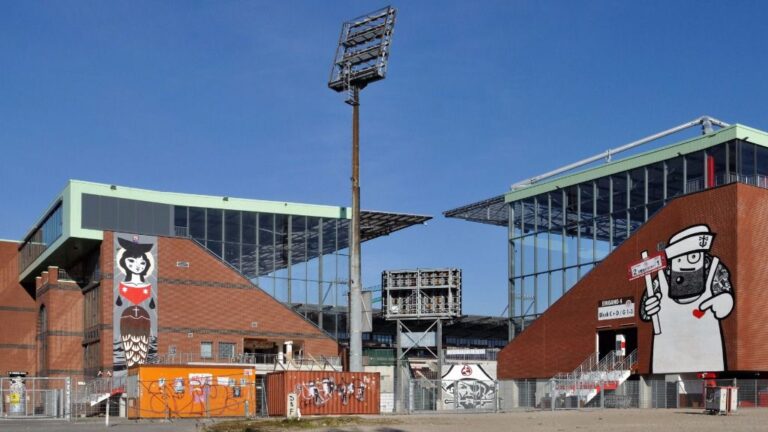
597,327,637,359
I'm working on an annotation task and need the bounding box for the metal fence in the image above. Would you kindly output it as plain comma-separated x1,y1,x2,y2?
0,377,71,419
405,378,499,413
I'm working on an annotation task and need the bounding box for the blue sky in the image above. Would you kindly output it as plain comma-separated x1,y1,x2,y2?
1,1,767,315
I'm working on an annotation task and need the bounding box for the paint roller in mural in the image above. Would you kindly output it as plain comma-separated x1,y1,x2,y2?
113,234,158,372
640,225,733,374
441,364,497,409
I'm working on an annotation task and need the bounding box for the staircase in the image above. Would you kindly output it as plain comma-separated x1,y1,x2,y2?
551,349,637,407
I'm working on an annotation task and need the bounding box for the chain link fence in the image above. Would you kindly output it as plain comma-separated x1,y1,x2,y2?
0,377,71,419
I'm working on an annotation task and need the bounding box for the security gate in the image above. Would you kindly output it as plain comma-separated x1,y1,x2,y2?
0,377,70,419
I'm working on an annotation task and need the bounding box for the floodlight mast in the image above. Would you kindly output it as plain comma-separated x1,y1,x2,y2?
328,6,397,373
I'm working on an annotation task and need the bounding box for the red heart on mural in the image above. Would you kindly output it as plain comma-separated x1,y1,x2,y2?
692,309,705,319
119,282,152,305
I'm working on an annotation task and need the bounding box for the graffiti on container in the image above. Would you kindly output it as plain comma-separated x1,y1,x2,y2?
295,375,374,407
441,364,497,409
136,372,251,418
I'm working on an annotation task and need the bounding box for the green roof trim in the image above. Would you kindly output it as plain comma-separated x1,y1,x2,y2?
504,124,768,203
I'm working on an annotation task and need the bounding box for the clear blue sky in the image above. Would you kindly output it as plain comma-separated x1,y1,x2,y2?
2,1,767,315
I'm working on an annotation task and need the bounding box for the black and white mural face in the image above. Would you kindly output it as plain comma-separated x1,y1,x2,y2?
440,364,497,409
640,224,734,373
113,234,158,373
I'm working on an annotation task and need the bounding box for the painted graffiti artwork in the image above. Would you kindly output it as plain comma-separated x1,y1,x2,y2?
640,225,734,373
295,375,373,407
441,364,497,409
113,234,159,372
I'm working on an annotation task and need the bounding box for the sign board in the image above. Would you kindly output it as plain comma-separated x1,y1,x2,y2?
400,331,436,349
628,252,666,280
597,297,635,321
286,392,298,419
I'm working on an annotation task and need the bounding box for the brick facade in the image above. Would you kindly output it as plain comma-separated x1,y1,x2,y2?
498,183,768,379
0,233,339,378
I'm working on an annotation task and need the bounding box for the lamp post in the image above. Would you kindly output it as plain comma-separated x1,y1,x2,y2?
328,6,397,372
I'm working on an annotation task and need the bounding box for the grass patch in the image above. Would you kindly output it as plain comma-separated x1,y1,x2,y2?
206,415,398,432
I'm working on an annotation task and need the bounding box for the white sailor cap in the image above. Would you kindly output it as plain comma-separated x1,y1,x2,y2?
664,225,714,259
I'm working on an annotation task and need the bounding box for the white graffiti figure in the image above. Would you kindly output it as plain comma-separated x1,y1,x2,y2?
641,225,734,373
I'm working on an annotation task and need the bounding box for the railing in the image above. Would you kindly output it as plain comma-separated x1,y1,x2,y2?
687,173,768,194
152,352,342,367
56,268,101,286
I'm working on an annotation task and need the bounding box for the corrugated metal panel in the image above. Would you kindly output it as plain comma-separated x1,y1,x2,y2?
267,371,380,416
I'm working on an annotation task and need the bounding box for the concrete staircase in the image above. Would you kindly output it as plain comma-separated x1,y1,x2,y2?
551,349,637,407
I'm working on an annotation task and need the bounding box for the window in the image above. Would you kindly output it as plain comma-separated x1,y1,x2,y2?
219,342,236,360
200,342,213,359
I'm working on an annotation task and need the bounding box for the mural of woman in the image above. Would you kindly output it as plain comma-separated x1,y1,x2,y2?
113,235,158,371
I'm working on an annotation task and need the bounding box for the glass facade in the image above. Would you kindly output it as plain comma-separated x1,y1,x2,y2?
19,202,63,271
173,206,350,339
509,139,766,328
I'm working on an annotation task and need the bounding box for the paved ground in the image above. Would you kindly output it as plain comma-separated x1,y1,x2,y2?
2,409,768,432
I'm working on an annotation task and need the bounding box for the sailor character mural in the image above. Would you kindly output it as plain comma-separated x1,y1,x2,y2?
113,235,158,372
640,225,734,373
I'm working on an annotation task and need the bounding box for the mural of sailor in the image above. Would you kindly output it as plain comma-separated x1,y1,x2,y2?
640,225,734,373
440,364,497,409
113,234,158,372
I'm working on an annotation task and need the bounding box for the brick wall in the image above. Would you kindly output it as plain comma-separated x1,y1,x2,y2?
100,232,339,371
36,267,84,377
0,241,36,374
497,183,768,379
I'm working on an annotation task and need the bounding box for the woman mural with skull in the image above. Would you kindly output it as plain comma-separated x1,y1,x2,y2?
640,225,734,373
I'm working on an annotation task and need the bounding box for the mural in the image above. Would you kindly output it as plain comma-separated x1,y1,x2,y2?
113,234,158,373
294,375,374,407
440,364,497,409
640,225,734,373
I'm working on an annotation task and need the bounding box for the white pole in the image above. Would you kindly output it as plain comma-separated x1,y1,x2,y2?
105,396,109,427
641,251,661,335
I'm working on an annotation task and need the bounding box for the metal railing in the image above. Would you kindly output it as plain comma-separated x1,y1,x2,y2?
153,352,342,368
687,173,768,194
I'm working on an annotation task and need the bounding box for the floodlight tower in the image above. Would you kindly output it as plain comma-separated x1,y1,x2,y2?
328,6,397,372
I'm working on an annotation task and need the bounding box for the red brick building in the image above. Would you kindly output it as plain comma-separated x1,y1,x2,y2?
0,180,428,378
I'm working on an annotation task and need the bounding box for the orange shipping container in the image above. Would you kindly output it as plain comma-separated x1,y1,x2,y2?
266,371,380,416
126,364,258,419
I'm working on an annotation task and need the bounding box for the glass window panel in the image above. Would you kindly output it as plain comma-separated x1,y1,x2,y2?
207,208,222,242
579,228,594,264
666,156,684,199
595,234,610,261
536,274,548,314
727,140,737,178
648,201,663,220
536,233,548,272
740,141,756,178
550,271,563,302
612,211,628,247
596,177,611,217
611,173,628,211
174,206,187,229
629,206,645,233
565,267,578,292
686,151,705,192
565,186,579,229
307,279,320,306
225,242,240,270
565,235,578,267
274,214,288,270
189,207,205,241
512,239,522,278
757,146,768,177
242,212,256,245
512,201,522,238
206,240,222,258
580,182,594,220
218,342,235,360
580,263,594,278
275,277,289,303
521,235,535,276
647,162,664,203
259,213,274,247
522,198,535,235
549,232,564,270
225,210,241,243
292,279,306,304
258,276,274,296
708,144,726,186
535,195,549,233
291,216,307,273
512,278,522,316
629,168,645,208
200,342,212,359
522,276,535,316
242,244,257,278
550,191,565,231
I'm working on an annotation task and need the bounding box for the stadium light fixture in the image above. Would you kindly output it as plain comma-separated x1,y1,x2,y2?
328,6,397,373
